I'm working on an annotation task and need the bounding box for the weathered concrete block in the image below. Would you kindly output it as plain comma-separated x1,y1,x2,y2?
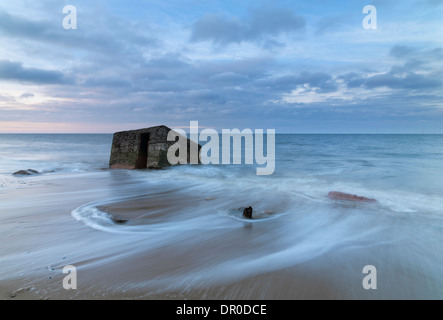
109,125,201,169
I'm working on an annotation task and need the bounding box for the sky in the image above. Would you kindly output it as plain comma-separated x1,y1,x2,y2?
0,0,442,133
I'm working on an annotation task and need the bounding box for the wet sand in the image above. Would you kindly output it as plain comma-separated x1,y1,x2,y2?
1,170,442,300
0,172,333,300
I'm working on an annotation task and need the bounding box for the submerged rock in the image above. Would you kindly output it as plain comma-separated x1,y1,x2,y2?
243,206,253,219
13,169,39,176
8,287,32,299
111,216,129,224
328,191,376,203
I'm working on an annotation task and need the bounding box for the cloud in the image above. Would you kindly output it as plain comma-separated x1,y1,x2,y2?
364,72,441,89
419,0,443,6
315,16,347,35
190,6,305,47
0,9,48,38
281,87,356,104
247,6,306,38
20,92,35,98
190,14,243,45
256,72,338,93
0,9,158,61
345,72,441,90
208,72,249,85
295,72,337,92
390,45,417,58
0,60,71,84
343,46,443,90
2,1,443,133
390,45,443,61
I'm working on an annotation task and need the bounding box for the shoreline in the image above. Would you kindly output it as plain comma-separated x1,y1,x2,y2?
1,170,442,300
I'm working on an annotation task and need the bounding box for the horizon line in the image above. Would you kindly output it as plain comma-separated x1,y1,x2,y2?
1,132,442,135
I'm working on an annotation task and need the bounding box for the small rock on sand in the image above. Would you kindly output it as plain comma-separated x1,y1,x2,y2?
8,287,33,299
13,169,39,176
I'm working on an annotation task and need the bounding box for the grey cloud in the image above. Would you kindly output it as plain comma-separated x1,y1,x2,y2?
390,45,416,58
147,80,189,93
145,54,191,69
246,6,306,39
2,2,443,132
130,54,272,92
34,53,273,117
0,94,15,102
0,9,164,93
0,10,158,61
338,72,360,81
315,16,347,35
419,0,443,6
198,57,273,79
83,77,132,89
388,47,443,76
190,6,305,46
364,73,441,90
208,72,249,85
390,45,443,60
0,60,71,84
343,71,441,90
20,92,35,98
339,73,366,88
343,46,443,90
187,89,226,104
347,78,366,88
297,72,337,92
0,9,47,37
190,14,243,45
256,71,338,92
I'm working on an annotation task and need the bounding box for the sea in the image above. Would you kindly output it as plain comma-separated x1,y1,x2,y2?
0,134,442,299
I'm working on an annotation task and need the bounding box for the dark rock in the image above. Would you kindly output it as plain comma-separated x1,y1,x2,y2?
13,169,39,176
243,206,253,219
111,216,129,224
13,171,29,176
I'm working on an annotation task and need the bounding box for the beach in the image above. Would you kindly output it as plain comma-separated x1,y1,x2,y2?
1,134,443,299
